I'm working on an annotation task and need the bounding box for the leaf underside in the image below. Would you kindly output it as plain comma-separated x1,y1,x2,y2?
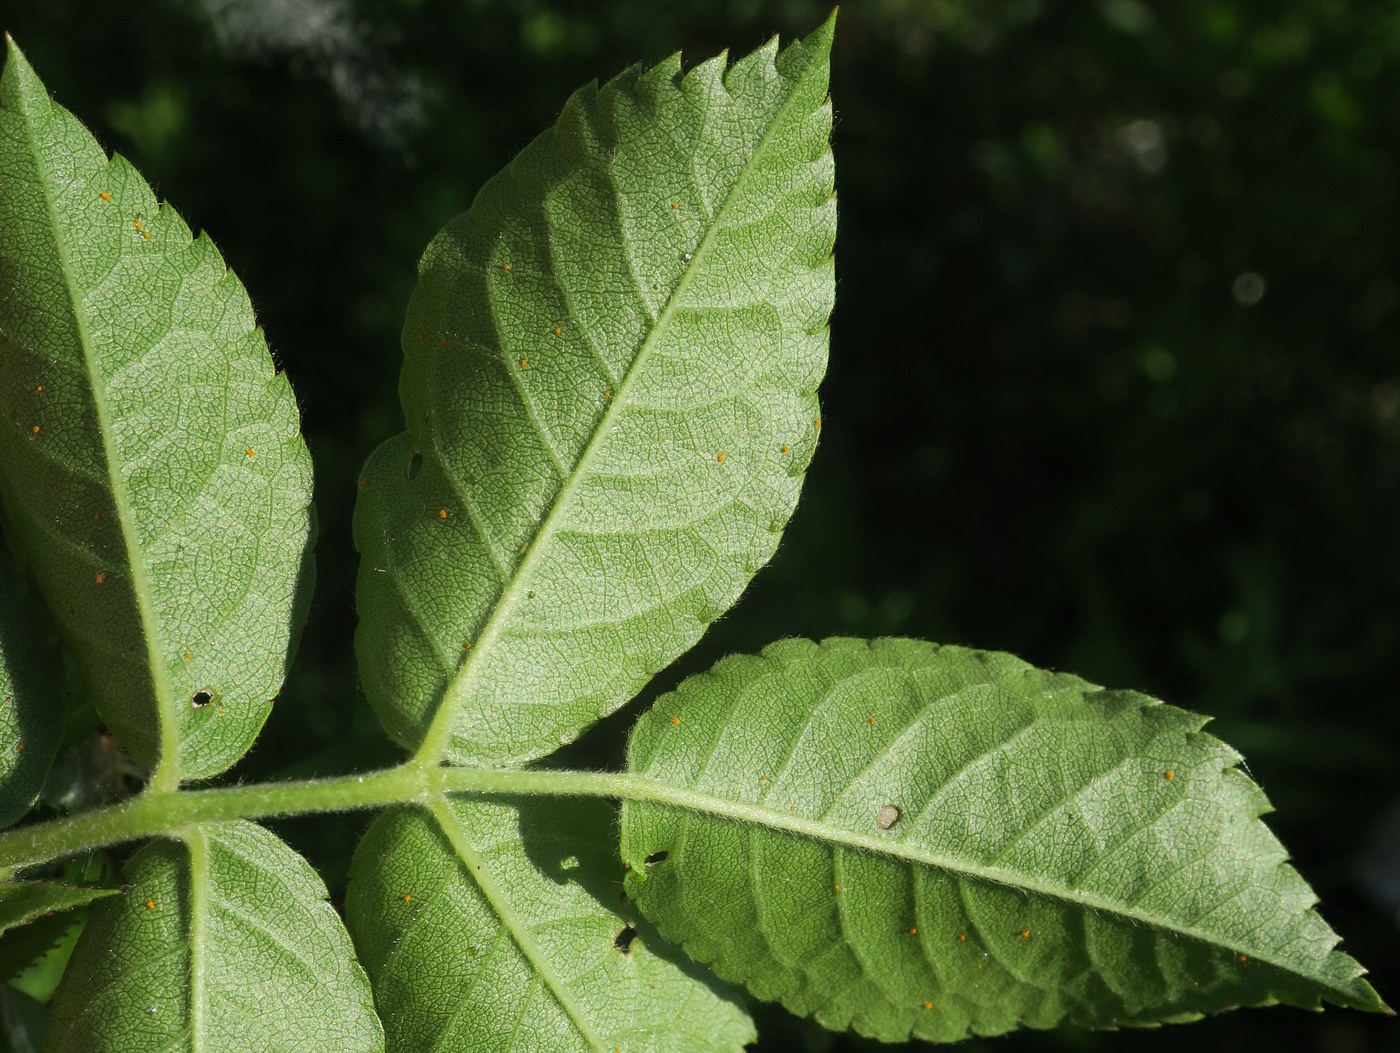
346,796,754,1052
0,881,116,939
0,548,62,827
621,638,1388,1043
0,41,315,782
353,16,836,766
47,820,383,1053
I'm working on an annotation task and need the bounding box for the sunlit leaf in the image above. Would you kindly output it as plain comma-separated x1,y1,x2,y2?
354,16,836,766
621,638,1389,1042
0,41,315,783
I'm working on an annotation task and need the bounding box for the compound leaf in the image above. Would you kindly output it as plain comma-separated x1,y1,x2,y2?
345,795,753,1052
354,16,836,766
0,548,62,827
0,41,315,784
47,820,383,1053
620,638,1389,1043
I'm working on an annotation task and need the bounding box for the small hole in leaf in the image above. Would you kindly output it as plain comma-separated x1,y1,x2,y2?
613,924,638,954
406,450,423,480
191,689,215,709
644,851,669,866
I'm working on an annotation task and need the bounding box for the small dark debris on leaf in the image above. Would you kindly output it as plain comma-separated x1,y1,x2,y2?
614,924,638,954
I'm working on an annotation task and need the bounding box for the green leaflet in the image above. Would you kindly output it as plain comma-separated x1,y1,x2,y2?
0,881,114,939
620,638,1389,1042
0,42,315,785
0,549,61,827
346,796,753,1052
47,820,383,1053
0,881,115,986
354,16,836,766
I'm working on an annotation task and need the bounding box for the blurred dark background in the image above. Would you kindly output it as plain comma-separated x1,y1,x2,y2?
3,0,1397,1049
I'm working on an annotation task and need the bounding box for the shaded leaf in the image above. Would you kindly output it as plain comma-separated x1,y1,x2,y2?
47,820,383,1053
354,16,836,766
0,549,62,827
621,637,1388,1042
0,41,315,783
346,796,753,1052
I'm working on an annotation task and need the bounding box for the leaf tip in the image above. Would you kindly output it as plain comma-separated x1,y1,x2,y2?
2,33,36,84
804,8,838,58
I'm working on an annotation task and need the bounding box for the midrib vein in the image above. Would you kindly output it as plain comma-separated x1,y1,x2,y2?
19,83,182,790
414,65,816,766
185,830,211,1053
429,797,609,1051
623,777,1353,998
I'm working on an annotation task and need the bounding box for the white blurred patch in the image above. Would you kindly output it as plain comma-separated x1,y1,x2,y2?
190,0,425,148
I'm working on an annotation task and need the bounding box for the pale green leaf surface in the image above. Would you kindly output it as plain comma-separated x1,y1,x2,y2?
0,549,61,827
0,41,315,783
354,16,835,766
345,796,754,1053
47,819,383,1052
620,638,1388,1043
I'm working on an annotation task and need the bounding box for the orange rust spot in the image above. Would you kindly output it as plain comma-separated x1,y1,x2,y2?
923,1001,933,1011
553,326,562,336
814,417,823,428
35,385,43,393
502,263,511,272
759,775,767,782
134,218,143,231
1020,929,1031,939
15,744,23,753
93,513,101,521
30,425,39,435
519,359,529,369
868,716,876,725
183,652,192,661
464,641,474,650
1238,954,1248,962
245,448,255,458
145,900,155,910
603,391,612,399
95,573,106,585
142,232,150,241
403,894,412,903
360,475,369,486
671,201,679,209
958,934,966,942
100,191,111,201
1164,770,1175,780
909,927,918,936
438,508,448,520
781,445,790,454
671,716,681,727
833,882,841,891
716,453,725,463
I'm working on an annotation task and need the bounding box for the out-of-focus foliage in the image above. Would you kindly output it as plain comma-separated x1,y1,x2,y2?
4,1,1396,1049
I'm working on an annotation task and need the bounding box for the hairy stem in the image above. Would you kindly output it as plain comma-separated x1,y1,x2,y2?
0,764,645,874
